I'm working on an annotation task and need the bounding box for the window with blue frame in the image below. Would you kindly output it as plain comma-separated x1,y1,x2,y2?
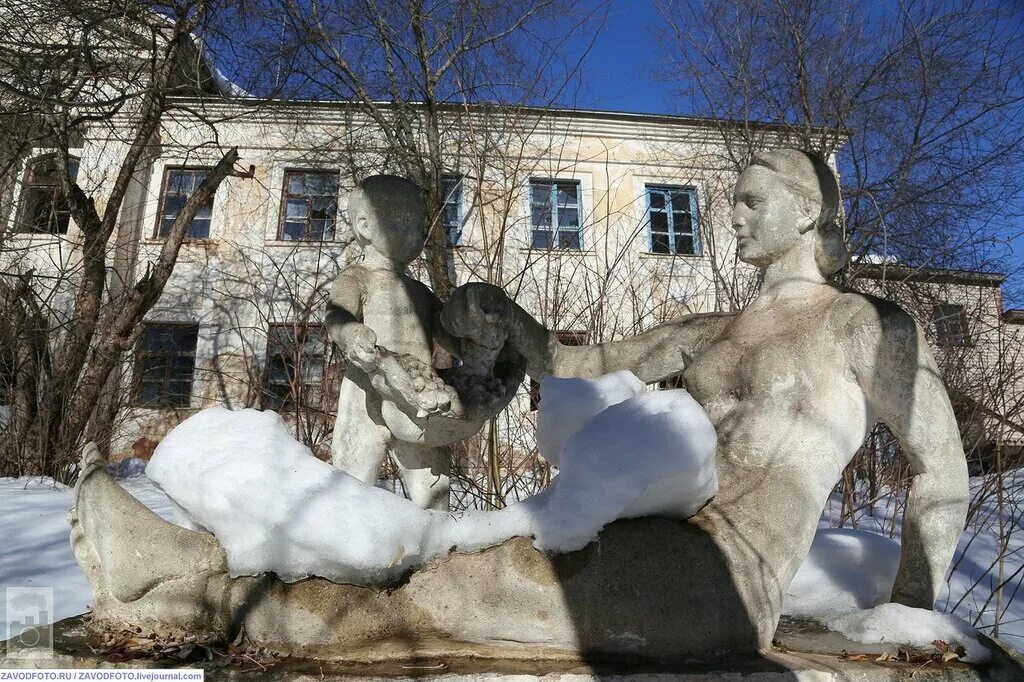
645,185,699,255
440,174,463,245
530,179,582,250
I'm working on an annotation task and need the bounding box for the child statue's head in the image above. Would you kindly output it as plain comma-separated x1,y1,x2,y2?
349,175,427,265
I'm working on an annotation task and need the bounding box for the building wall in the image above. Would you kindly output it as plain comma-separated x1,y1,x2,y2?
5,100,1020,464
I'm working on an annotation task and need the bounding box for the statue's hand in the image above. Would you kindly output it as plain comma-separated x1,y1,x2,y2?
441,283,512,353
372,351,457,418
345,326,379,372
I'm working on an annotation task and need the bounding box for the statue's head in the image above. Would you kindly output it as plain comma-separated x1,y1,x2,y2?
732,149,845,275
349,175,426,265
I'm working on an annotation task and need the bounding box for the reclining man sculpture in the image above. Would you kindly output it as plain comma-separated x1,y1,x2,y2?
325,175,522,510
442,149,970,627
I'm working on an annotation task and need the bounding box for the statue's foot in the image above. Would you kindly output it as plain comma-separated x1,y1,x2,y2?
70,443,231,640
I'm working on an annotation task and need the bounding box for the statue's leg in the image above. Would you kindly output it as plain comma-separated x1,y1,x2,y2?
392,442,451,511
331,376,392,483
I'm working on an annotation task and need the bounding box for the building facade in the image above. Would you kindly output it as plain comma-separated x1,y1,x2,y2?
2,97,1021,480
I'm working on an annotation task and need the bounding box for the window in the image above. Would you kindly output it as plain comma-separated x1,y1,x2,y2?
279,170,339,240
933,303,970,347
156,168,214,239
133,324,199,408
646,186,699,255
530,331,589,410
263,324,338,411
16,155,79,233
530,179,582,250
441,174,463,246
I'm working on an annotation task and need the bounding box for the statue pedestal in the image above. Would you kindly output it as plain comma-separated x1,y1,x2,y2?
4,615,1023,681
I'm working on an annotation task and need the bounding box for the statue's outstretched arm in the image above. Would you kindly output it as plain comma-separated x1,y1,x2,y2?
549,313,734,382
845,297,969,609
443,283,733,383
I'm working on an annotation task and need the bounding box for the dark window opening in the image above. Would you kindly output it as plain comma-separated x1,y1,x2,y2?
156,168,214,239
263,324,341,413
0,338,14,405
133,324,199,408
17,155,79,234
279,170,339,241
933,303,971,347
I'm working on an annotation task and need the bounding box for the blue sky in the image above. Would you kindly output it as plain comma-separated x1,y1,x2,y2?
569,2,672,115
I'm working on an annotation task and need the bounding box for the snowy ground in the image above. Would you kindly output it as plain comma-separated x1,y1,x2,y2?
814,473,1024,652
0,472,177,628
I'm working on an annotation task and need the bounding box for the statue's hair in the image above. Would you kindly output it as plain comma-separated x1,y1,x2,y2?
748,149,846,275
349,174,426,225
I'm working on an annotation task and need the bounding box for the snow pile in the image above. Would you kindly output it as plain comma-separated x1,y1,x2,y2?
146,371,718,584
783,528,901,617
147,408,436,584
783,528,990,662
826,603,990,662
536,370,645,465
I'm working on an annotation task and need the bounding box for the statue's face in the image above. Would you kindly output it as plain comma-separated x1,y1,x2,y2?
354,202,425,265
731,166,811,267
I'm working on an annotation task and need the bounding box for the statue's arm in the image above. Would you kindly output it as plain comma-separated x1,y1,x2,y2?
844,296,969,609
325,268,376,368
443,282,733,382
548,313,734,382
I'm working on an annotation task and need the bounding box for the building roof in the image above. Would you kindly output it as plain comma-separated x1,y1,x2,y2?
1004,309,1024,324
169,95,846,137
851,263,1006,287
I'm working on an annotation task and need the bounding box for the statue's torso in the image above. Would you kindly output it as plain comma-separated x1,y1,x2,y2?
684,287,870,491
357,267,436,364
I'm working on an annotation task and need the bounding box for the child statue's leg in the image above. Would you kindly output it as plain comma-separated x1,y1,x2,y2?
331,376,392,483
392,441,451,511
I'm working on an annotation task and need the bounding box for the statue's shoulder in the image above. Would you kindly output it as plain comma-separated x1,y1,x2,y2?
329,262,370,298
828,288,918,339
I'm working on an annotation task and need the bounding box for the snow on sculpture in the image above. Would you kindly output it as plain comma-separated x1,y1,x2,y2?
144,371,717,584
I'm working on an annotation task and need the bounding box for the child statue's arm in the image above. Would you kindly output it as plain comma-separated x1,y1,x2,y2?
325,269,377,371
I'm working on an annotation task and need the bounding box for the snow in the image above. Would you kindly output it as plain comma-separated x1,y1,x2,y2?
536,370,645,465
146,372,718,582
782,528,992,661
778,474,1024,660
825,603,990,662
783,527,902,617
0,473,176,630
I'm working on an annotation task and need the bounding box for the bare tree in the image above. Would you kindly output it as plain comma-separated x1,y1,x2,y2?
265,0,605,299
0,0,256,479
657,0,1024,275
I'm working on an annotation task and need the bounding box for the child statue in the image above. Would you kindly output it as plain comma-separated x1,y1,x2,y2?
325,175,522,510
